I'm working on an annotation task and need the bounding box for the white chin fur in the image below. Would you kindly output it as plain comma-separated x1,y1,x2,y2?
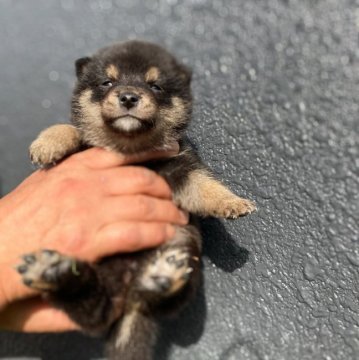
112,117,142,132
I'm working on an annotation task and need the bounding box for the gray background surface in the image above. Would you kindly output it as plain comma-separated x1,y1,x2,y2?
0,0,358,359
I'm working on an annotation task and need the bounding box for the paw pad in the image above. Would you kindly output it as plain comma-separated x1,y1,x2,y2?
139,248,193,296
15,250,74,291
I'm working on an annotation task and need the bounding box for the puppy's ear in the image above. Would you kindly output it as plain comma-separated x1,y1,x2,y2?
75,56,91,78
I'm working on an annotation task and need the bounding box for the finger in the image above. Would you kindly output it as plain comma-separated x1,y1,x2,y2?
87,222,176,260
0,262,38,306
100,195,188,225
100,166,172,199
0,297,78,332
69,144,179,169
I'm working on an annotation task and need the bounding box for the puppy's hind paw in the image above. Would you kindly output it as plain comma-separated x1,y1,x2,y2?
215,197,257,219
138,248,196,296
15,250,78,291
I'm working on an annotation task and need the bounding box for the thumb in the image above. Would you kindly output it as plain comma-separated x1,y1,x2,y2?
0,297,79,332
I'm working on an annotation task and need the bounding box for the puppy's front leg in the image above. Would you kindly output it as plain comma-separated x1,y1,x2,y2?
174,169,256,219
29,124,82,167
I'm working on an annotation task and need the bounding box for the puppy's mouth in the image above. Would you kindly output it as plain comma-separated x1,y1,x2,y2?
105,115,155,136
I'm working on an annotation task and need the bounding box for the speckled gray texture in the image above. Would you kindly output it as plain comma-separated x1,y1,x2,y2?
0,0,358,359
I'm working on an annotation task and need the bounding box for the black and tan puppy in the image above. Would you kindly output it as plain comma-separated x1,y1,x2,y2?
17,41,256,360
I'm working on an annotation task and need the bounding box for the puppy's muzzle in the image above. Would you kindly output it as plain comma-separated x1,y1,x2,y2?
102,85,157,134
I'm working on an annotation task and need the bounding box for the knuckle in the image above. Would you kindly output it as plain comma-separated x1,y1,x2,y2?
131,167,157,187
167,202,180,217
60,224,87,255
153,225,168,242
56,177,82,195
125,223,167,248
121,167,171,197
125,224,142,244
134,195,154,216
112,224,142,251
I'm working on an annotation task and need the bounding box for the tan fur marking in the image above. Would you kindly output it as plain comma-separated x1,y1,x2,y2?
76,89,112,148
78,89,103,125
102,91,119,118
174,169,257,218
29,124,81,166
106,64,119,80
115,304,140,349
145,66,160,83
138,92,157,119
159,96,188,125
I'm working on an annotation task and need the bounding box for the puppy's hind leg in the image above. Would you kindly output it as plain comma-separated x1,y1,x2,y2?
175,169,256,219
16,250,117,335
107,225,201,360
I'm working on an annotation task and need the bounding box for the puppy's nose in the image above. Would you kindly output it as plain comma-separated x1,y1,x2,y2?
119,93,139,109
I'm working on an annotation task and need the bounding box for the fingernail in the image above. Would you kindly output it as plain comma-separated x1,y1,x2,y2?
179,210,189,224
166,224,176,240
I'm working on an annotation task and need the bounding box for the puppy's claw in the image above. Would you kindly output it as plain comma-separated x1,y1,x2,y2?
151,276,171,291
22,254,36,264
23,278,33,287
214,197,257,219
16,264,28,274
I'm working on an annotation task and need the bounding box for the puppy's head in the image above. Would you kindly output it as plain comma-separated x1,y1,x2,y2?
71,41,192,153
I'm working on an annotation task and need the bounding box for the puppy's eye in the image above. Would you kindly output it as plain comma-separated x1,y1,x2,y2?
150,84,162,92
101,80,113,87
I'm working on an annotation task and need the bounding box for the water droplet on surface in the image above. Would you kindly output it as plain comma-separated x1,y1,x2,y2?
248,68,256,80
327,213,336,221
220,64,228,73
298,101,306,113
49,71,59,81
41,99,52,109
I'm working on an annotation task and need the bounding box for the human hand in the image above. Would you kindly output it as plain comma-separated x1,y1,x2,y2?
0,145,187,331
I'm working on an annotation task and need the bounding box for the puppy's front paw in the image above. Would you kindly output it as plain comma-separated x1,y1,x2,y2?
29,124,81,167
138,248,196,296
29,138,68,167
215,197,257,219
16,250,78,291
